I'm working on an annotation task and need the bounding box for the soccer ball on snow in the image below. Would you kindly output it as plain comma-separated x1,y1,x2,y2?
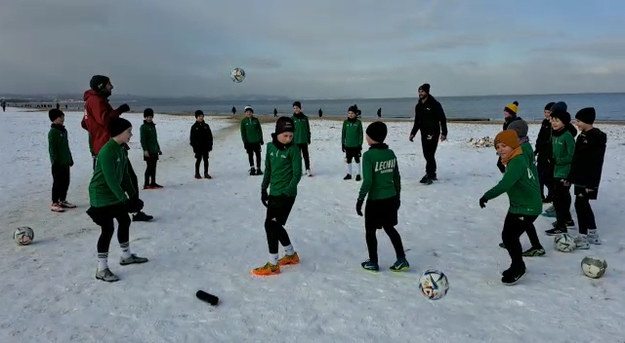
230,67,245,83
581,256,607,279
418,268,449,300
554,233,576,252
14,227,34,245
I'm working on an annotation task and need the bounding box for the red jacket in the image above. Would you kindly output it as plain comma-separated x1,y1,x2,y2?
83,89,127,155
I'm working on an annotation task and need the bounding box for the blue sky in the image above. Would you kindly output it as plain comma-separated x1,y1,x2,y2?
1,0,623,98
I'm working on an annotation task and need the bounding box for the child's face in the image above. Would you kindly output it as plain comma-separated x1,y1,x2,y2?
496,143,513,157
366,134,374,145
348,111,356,119
550,117,564,130
573,119,591,131
503,110,513,119
543,109,551,119
118,127,132,144
277,131,293,144
145,116,153,123
54,115,65,125
245,110,253,117
196,115,204,122
293,106,301,114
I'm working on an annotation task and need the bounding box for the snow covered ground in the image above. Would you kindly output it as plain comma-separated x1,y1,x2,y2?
1,107,624,342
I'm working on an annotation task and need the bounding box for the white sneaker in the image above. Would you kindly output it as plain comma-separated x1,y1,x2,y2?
95,268,120,282
587,230,601,245
59,200,76,208
50,203,65,212
574,235,590,250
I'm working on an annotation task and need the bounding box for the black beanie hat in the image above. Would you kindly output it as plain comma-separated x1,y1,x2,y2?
144,108,154,118
545,102,556,111
292,101,302,109
90,75,110,91
48,108,64,122
275,116,294,135
348,104,358,114
195,110,204,118
366,121,388,143
109,117,132,137
550,109,571,125
575,107,596,125
418,83,430,94
550,101,567,113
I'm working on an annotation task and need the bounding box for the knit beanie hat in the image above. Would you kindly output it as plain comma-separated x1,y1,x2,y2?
244,105,254,113
366,121,388,143
418,83,430,94
195,110,204,118
89,75,110,91
292,101,302,109
48,108,64,122
348,104,359,114
544,102,556,111
575,107,596,125
550,101,567,113
494,130,520,149
550,109,571,125
507,119,528,139
109,117,132,137
275,116,294,135
143,108,154,118
504,101,519,115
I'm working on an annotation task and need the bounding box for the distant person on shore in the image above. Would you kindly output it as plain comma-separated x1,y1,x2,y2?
48,109,76,212
273,108,278,117
497,101,521,173
190,110,213,179
342,105,363,181
83,75,153,222
569,107,606,249
377,107,382,118
318,108,323,118
240,106,264,175
545,106,576,236
232,106,236,115
409,83,448,185
292,101,312,176
140,108,163,189
1,99,6,112
535,102,556,203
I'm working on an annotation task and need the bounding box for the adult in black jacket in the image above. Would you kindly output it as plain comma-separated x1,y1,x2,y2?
190,110,214,179
535,102,555,202
409,83,447,184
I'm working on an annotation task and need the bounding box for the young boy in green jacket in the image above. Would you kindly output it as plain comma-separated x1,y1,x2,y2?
140,108,162,189
479,130,542,285
253,117,302,276
48,109,75,212
240,106,264,175
356,121,408,272
292,101,312,176
87,118,148,282
545,109,576,235
342,105,363,181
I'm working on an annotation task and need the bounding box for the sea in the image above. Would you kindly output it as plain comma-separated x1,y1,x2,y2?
11,92,625,122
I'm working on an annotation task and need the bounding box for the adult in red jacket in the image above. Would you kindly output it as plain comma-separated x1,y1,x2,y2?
83,75,153,222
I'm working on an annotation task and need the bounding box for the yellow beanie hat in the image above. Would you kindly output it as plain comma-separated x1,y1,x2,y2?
504,101,519,115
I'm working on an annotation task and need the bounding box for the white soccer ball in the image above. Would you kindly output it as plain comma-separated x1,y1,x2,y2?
581,256,607,279
418,268,449,300
230,67,245,83
14,227,34,245
554,233,576,252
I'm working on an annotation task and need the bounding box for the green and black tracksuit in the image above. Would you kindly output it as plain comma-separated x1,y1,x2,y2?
551,127,576,227
87,139,136,254
292,112,311,170
140,121,161,187
482,149,542,272
342,117,363,163
358,143,405,264
240,116,264,170
260,135,302,254
48,123,73,204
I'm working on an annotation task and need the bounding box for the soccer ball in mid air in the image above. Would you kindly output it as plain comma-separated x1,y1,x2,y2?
230,68,245,83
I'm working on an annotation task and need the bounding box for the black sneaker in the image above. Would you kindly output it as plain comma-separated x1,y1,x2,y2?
522,247,546,257
249,167,256,176
551,220,575,228
430,175,438,181
501,268,526,285
355,174,361,181
420,175,433,185
133,211,154,222
343,174,352,180
256,169,263,175
545,227,567,236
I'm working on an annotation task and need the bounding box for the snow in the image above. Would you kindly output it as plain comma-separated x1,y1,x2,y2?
1,107,624,342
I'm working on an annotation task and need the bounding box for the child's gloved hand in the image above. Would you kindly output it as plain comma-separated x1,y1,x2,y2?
261,189,269,207
356,199,364,216
479,196,488,208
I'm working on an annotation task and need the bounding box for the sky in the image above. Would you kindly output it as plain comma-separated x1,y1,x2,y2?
1,0,624,99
